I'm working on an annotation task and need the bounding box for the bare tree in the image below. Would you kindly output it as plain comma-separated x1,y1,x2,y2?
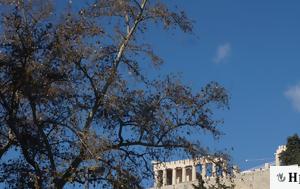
0,0,229,188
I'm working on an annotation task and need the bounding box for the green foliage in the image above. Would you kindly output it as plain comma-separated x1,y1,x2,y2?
280,134,300,165
193,175,207,189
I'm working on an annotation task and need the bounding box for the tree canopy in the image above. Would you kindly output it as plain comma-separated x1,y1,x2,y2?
280,134,300,166
0,0,229,188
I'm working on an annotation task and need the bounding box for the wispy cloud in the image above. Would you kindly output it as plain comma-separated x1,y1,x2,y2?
213,43,231,64
285,83,300,111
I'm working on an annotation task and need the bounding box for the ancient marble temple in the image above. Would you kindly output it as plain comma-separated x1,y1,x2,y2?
152,156,229,188
149,145,286,189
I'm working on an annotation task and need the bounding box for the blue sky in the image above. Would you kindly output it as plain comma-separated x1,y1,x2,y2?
144,0,300,170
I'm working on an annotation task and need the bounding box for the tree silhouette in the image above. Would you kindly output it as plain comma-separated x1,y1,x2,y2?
280,134,300,165
0,0,229,188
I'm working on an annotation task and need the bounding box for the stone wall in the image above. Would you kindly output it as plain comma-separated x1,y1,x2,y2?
233,167,269,189
149,168,270,189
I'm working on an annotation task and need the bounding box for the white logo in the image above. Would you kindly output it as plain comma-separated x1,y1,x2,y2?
276,173,286,182
270,166,300,189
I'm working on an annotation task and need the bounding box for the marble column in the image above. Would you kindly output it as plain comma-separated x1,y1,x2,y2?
182,167,186,182
192,165,197,181
201,163,207,178
163,169,167,186
172,168,176,185
233,165,240,175
154,171,159,187
222,163,227,177
212,163,217,177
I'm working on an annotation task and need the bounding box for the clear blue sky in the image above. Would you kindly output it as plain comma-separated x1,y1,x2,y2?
144,0,300,170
